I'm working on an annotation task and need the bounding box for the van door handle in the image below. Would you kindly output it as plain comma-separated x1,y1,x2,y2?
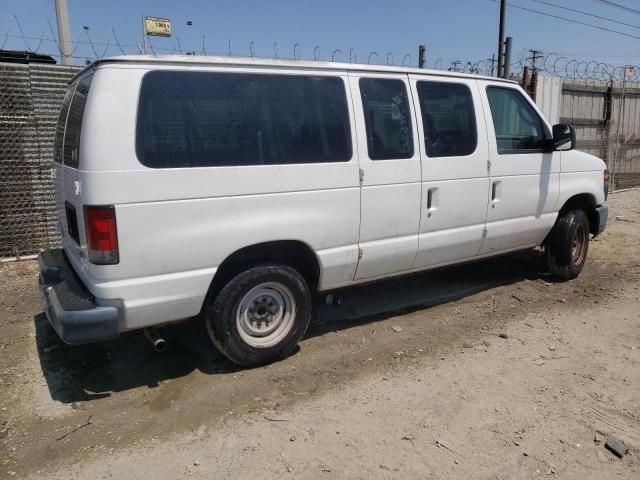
427,187,438,210
491,181,501,202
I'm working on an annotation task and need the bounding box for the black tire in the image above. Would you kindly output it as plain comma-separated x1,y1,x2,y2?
205,264,312,367
545,209,590,280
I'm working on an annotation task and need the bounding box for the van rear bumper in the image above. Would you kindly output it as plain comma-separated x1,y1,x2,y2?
38,249,119,344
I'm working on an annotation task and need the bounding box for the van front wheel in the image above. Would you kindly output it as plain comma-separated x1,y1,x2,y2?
545,209,590,280
206,264,312,367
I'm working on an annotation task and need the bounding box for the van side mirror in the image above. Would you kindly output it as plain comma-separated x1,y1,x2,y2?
551,124,576,151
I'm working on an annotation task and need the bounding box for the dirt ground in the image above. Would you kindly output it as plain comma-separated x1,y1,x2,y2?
1,190,639,480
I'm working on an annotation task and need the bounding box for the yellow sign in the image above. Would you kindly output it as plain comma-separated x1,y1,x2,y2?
625,66,635,79
145,17,171,37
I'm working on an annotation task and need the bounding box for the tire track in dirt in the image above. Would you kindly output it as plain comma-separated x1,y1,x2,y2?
1,190,639,477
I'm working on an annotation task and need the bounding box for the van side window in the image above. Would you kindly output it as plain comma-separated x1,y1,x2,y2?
62,74,93,168
359,78,414,160
53,86,75,164
416,81,477,157
486,86,547,153
136,72,352,168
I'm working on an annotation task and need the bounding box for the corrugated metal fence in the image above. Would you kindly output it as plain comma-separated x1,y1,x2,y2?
0,62,80,258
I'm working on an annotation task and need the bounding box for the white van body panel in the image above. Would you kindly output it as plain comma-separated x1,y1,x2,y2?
63,64,362,329
560,150,607,206
408,75,491,269
348,73,422,280
477,80,561,254
48,56,607,333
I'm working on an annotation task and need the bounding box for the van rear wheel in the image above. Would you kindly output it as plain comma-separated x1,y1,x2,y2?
206,264,312,367
545,209,590,280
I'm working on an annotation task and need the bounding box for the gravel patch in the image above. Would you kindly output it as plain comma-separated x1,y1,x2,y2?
608,187,640,220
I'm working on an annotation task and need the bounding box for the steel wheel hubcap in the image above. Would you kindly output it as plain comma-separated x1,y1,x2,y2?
572,224,587,264
237,282,296,348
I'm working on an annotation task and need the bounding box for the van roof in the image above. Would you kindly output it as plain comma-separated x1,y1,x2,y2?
72,54,517,84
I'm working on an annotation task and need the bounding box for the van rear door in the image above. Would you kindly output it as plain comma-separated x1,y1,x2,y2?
53,73,93,261
53,84,74,244
349,73,422,279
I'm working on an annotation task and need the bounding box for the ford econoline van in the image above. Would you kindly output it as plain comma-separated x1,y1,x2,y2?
38,55,608,366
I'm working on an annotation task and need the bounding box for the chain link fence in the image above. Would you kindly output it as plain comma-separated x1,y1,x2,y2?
560,78,640,190
0,57,638,259
610,80,640,189
518,70,640,190
0,61,79,258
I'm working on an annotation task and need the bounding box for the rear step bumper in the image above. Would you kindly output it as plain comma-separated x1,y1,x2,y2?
38,249,119,344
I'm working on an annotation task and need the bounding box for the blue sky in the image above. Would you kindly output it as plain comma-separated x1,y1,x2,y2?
1,0,638,69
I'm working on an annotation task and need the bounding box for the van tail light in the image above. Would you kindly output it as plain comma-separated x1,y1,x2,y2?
84,205,119,265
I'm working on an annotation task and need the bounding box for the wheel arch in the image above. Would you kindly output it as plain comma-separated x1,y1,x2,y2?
550,193,599,239
201,240,321,313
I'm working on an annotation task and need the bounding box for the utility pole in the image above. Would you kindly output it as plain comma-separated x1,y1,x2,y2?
529,49,543,71
54,0,73,65
418,44,426,69
487,54,497,77
141,15,147,54
497,0,507,78
503,36,513,78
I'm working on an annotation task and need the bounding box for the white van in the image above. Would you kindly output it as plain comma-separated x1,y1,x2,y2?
39,55,608,366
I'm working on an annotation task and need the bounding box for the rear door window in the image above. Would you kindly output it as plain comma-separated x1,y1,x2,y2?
416,81,477,158
62,74,93,168
136,71,352,168
359,78,414,160
53,86,75,164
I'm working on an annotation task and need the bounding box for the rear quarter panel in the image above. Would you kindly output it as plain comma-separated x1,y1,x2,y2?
75,64,361,329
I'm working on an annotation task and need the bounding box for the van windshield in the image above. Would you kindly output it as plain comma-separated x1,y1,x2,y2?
53,73,93,168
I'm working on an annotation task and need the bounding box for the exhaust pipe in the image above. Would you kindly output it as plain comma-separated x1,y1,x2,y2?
144,328,167,352
325,293,342,305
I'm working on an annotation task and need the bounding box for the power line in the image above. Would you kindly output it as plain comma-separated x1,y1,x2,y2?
592,0,640,16
530,0,640,30
491,0,640,41
553,51,640,57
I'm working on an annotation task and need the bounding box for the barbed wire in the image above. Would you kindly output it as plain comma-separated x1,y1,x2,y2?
2,15,639,81
1,29,429,67
510,48,640,82
0,17,490,76
0,14,471,69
